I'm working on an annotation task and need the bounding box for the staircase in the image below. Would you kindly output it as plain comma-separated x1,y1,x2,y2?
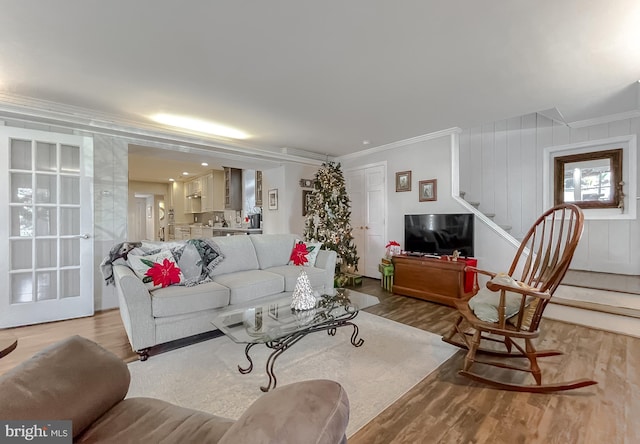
460,191,512,233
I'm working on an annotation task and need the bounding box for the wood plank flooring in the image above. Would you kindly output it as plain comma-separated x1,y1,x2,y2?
1,278,638,443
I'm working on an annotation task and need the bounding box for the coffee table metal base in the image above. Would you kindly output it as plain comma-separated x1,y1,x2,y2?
238,311,364,392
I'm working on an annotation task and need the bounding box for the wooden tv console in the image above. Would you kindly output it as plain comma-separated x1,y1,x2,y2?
391,254,476,307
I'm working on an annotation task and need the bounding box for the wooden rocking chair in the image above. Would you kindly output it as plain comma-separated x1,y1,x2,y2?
442,203,597,392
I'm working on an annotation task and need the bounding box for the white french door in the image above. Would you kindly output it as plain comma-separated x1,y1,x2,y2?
0,126,94,327
345,163,386,278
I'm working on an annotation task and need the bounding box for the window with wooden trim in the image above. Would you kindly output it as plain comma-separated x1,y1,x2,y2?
553,148,622,209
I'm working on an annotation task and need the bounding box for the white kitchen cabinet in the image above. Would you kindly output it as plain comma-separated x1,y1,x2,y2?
201,173,214,212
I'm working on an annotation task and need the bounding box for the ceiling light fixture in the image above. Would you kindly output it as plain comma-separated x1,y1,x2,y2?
150,113,250,140
169,178,175,182
182,172,189,176
201,162,209,166
362,140,371,145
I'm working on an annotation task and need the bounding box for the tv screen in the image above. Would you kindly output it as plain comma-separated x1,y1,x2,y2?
404,213,474,257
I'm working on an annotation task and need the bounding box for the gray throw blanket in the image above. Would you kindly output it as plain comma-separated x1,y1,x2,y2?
100,242,142,285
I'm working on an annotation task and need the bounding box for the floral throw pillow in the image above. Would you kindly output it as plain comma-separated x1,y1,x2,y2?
128,250,184,289
289,241,323,267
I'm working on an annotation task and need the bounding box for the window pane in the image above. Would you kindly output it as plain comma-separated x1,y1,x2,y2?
11,206,33,237
60,269,80,298
11,173,32,204
36,271,57,301
36,206,58,236
36,174,57,203
10,239,32,270
60,144,80,172
11,273,33,304
60,208,80,235
60,176,80,204
36,239,57,268
10,139,32,170
36,142,57,172
60,239,79,266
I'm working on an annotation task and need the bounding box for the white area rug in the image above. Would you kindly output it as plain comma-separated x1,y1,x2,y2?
128,311,457,437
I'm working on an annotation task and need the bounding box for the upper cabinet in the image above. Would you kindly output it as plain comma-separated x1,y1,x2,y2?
201,171,225,212
255,170,263,207
224,167,242,210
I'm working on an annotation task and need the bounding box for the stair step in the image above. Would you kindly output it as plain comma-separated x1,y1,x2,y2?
551,297,640,320
484,213,495,218
499,225,512,231
468,201,480,208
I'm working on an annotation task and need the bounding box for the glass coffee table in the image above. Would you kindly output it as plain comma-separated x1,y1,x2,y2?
212,289,379,392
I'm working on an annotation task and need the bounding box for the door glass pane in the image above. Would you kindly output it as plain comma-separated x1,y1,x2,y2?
36,142,57,172
61,145,80,172
11,273,33,303
60,176,80,204
60,269,80,298
36,174,57,203
60,208,80,235
36,271,57,301
10,139,32,170
36,206,57,236
11,206,33,237
36,239,57,268
60,239,79,266
10,239,32,270
11,173,33,203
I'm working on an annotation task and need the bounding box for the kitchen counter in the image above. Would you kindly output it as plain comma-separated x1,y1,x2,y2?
176,225,262,238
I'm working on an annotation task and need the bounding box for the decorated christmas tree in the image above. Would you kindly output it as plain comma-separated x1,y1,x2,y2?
303,161,359,271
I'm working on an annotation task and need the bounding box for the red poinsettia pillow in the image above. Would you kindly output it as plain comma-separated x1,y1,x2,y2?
289,241,323,267
127,250,184,289
289,241,310,266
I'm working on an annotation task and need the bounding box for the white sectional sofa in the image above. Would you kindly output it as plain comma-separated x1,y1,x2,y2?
112,234,337,360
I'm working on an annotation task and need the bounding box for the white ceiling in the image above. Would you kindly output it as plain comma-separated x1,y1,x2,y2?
0,1,639,162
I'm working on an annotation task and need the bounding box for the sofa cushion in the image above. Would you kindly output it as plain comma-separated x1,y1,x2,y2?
150,281,230,318
208,236,260,276
249,233,297,269
76,397,234,443
266,265,328,292
213,270,284,305
219,380,349,444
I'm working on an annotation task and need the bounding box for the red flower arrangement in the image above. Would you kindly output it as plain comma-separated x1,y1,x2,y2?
290,242,310,266
145,258,182,288
385,241,400,248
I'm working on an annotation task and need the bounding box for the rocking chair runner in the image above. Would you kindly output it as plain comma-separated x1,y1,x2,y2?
442,203,597,393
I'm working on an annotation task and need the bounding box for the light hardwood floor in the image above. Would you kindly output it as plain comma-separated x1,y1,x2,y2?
1,278,638,443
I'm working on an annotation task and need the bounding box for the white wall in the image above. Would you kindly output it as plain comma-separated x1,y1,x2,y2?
261,163,319,237
341,135,464,253
459,113,640,275
127,181,170,240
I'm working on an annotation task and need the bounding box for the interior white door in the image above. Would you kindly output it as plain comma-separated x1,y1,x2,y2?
0,126,94,327
345,169,365,272
346,163,386,278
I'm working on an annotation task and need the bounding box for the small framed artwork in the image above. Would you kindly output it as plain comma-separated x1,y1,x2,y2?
396,171,411,192
419,179,437,202
268,189,278,210
302,189,313,216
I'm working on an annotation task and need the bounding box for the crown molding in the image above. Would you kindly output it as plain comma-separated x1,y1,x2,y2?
567,109,640,129
0,92,325,166
337,127,462,161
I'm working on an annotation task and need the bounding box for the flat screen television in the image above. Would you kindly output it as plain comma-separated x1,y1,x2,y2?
404,213,474,257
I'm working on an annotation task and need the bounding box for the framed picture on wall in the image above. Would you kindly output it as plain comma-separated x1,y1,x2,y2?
395,171,411,192
302,190,313,216
268,189,278,210
419,179,437,202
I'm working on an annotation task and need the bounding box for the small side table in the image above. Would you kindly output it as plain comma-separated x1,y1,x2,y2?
0,332,17,359
379,262,394,292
